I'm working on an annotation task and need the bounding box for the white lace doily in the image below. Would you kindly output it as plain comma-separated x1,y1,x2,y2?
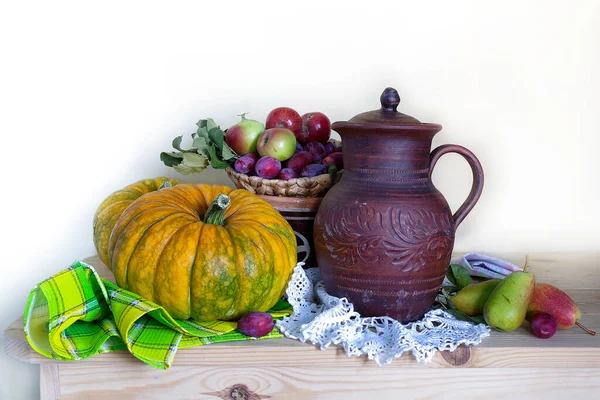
276,265,491,365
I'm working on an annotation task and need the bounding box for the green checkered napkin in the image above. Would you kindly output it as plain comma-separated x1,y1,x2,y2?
23,260,292,369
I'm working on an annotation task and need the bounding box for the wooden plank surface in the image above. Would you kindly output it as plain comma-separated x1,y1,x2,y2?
40,364,60,400
4,253,599,370
53,364,600,400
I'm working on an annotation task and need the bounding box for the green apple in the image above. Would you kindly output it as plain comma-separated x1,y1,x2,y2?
256,128,297,161
225,115,265,155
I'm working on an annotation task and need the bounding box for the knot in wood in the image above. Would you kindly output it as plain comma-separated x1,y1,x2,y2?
441,345,471,366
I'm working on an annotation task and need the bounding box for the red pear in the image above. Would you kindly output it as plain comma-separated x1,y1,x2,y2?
526,283,596,335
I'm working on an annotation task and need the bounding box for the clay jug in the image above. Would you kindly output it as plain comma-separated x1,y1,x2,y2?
313,87,484,322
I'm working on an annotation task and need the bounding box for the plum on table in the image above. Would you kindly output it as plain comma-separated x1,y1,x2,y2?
237,312,275,338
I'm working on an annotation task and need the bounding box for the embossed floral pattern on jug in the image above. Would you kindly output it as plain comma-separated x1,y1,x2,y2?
320,204,454,271
313,87,484,322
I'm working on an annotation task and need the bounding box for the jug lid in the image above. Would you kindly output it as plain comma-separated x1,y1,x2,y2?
332,87,441,134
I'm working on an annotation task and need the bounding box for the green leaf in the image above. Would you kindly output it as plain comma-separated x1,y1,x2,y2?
442,285,459,294
173,152,209,175
199,147,211,159
192,136,210,153
445,308,470,322
171,135,197,152
221,142,239,161
205,118,218,131
196,118,219,136
208,127,224,152
173,164,203,175
196,129,209,140
172,136,184,151
196,120,210,140
445,308,487,325
205,145,229,169
447,264,473,290
326,164,338,181
441,287,456,301
182,152,208,166
160,151,184,167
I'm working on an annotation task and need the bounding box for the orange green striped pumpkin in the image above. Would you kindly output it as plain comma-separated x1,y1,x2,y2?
106,183,297,321
93,177,180,267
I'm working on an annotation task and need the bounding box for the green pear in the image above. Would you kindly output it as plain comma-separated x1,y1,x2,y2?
483,271,535,332
452,279,501,316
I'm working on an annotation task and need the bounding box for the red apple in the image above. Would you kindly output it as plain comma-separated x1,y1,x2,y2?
225,116,265,155
266,107,302,134
256,128,297,161
296,112,331,144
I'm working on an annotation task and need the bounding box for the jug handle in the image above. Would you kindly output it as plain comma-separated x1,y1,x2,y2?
429,144,484,228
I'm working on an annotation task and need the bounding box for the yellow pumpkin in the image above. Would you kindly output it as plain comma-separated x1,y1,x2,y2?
93,177,180,266
107,183,297,321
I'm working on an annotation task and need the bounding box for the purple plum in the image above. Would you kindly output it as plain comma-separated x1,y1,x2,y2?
529,312,558,339
278,168,298,180
255,156,281,179
300,163,328,178
233,153,260,174
286,151,313,173
304,141,327,162
324,142,336,155
237,312,274,338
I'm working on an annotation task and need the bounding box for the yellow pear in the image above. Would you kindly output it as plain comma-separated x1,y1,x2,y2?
452,279,500,316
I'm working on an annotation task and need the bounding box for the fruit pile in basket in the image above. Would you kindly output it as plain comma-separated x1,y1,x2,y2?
160,107,343,197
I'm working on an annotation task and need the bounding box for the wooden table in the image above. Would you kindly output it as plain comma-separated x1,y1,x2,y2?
4,253,600,399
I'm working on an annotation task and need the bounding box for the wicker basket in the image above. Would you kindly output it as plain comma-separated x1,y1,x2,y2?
226,139,342,198
226,166,338,197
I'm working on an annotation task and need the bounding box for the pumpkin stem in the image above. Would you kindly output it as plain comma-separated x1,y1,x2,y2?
203,194,231,225
158,181,173,190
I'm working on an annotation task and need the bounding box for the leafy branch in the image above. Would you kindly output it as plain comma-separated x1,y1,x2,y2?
160,118,239,175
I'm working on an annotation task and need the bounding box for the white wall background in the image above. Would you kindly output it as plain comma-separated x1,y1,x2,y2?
1,1,598,398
